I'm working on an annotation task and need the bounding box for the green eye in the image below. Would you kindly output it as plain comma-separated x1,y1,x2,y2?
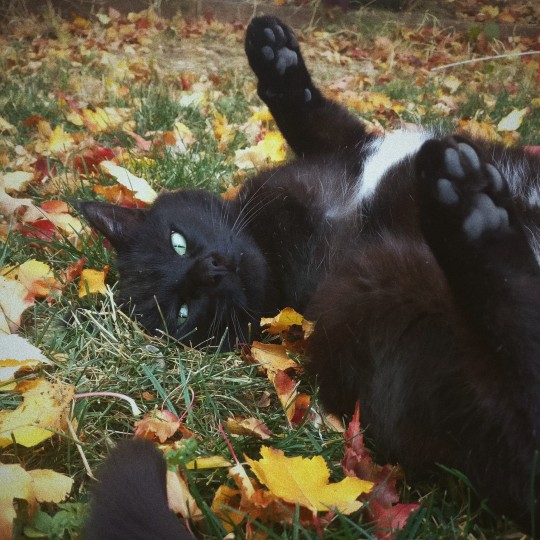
177,303,189,325
171,231,187,255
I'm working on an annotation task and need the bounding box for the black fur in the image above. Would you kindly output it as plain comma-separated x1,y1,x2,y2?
80,16,540,533
86,439,191,539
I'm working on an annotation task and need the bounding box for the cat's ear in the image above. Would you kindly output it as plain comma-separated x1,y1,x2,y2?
75,201,146,250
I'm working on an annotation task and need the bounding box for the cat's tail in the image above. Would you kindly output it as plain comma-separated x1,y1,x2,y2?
86,438,192,540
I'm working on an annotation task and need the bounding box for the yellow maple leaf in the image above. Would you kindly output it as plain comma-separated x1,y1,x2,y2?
48,125,75,154
258,131,287,162
78,267,109,297
0,463,37,538
0,378,75,448
246,446,373,515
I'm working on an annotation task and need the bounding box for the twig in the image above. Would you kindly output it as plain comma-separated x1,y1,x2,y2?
431,50,540,71
66,416,96,480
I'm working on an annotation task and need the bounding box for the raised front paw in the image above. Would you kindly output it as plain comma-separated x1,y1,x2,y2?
416,136,513,243
245,16,313,101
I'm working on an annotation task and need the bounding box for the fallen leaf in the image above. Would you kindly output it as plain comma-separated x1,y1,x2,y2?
246,446,373,515
6,259,58,298
0,334,51,390
2,171,34,193
369,499,420,540
273,369,310,425
27,469,74,503
185,455,232,469
261,307,304,334
134,409,181,443
497,108,528,132
0,175,45,223
166,469,202,519
260,307,314,352
0,464,73,538
341,404,420,537
0,463,37,538
244,342,300,381
211,484,244,532
0,275,34,334
225,416,273,440
99,161,157,203
47,125,75,154
78,267,109,297
0,378,75,448
234,131,287,169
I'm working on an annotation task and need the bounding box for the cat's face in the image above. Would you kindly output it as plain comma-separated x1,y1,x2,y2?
77,190,269,349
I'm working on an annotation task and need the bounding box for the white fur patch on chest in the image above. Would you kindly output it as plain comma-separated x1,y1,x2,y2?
355,129,432,204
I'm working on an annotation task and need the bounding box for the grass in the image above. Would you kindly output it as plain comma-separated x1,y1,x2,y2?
0,6,538,540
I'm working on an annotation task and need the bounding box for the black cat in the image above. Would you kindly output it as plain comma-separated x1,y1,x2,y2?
82,16,540,536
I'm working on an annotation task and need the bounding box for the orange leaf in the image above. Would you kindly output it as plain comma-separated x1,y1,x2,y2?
134,409,181,443
273,370,310,425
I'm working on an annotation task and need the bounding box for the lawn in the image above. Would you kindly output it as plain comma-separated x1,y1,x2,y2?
0,4,538,539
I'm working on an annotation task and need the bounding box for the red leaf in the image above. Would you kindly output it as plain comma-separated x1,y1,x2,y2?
33,156,57,181
369,500,419,540
73,146,115,174
342,403,419,537
20,219,58,242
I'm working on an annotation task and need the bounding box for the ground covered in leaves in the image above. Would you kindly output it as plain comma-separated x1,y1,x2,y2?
0,5,539,540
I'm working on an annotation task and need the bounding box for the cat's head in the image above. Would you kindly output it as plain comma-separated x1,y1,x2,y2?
77,190,269,349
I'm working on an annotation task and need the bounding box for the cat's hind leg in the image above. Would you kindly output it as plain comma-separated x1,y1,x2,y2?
415,135,540,383
245,17,367,158
415,136,540,528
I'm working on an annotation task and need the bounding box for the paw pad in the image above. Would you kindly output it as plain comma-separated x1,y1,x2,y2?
463,193,510,240
418,137,513,243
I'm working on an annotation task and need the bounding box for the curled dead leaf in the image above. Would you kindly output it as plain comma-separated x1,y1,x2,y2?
134,409,181,443
225,416,273,440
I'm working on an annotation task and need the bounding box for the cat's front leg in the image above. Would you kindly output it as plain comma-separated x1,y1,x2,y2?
245,16,367,158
